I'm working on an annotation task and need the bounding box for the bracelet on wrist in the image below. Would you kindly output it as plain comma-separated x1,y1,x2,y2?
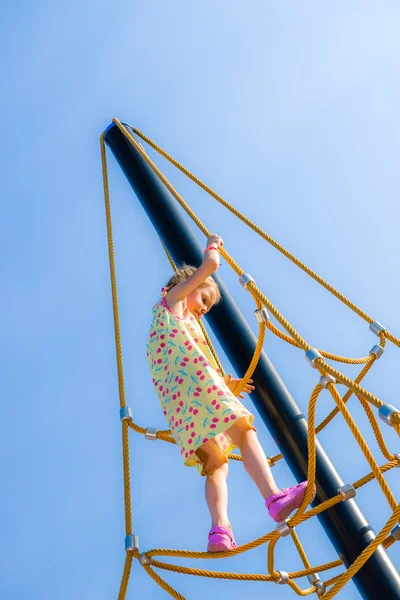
204,245,219,254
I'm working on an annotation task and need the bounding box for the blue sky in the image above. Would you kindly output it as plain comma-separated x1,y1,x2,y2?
2,2,400,599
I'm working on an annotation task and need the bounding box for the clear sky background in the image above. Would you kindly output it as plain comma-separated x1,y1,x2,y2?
2,2,400,599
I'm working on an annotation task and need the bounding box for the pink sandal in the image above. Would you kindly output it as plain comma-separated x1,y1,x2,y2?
207,526,237,552
266,481,316,522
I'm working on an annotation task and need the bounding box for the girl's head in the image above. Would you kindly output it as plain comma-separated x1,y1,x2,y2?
164,265,221,320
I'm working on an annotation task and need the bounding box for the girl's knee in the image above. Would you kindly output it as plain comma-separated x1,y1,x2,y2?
207,462,229,478
228,421,256,446
243,428,257,442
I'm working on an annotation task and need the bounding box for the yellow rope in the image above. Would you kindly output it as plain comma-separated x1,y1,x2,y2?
322,506,400,600
128,124,400,348
101,125,400,599
112,118,400,429
117,553,133,600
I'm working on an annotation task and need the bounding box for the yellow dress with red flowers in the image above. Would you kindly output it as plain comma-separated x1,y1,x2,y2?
147,297,255,475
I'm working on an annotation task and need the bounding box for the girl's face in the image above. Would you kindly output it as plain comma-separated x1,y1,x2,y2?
187,284,217,320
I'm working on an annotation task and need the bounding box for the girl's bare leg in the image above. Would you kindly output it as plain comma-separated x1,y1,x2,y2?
205,462,231,530
232,428,280,500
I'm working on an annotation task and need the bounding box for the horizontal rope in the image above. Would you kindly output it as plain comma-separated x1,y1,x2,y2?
101,125,400,599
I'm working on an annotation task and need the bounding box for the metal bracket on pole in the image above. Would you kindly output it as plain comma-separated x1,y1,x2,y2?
391,525,400,541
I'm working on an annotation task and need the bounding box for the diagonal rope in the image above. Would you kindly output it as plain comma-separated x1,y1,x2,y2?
101,125,400,599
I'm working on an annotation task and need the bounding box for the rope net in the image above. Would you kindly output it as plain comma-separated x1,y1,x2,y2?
100,120,400,599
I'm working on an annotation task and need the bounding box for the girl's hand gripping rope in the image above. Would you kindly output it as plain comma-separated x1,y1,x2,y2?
204,234,223,255
224,374,255,399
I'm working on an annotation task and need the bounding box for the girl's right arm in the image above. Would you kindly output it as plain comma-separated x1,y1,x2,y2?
165,234,223,305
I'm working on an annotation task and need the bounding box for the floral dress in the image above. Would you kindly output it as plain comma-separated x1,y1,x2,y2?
147,297,255,475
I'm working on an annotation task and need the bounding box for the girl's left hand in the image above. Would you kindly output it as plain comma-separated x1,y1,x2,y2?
224,374,255,399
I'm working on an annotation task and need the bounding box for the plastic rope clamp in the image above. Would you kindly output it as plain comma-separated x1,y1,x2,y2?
120,407,133,421
305,349,323,368
276,520,293,537
315,582,326,596
320,375,336,388
391,524,400,541
275,570,289,585
139,552,153,566
307,573,320,585
254,308,269,323
393,453,400,466
378,404,399,426
338,484,356,501
239,273,255,289
125,534,139,552
369,345,384,359
145,427,158,440
369,321,386,336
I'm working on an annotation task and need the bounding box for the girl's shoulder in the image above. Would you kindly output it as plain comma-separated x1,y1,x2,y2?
151,297,202,328
150,300,176,325
151,300,166,319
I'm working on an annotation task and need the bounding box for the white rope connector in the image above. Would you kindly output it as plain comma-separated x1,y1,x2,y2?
120,407,133,421
274,570,289,584
369,345,384,359
139,552,153,566
369,321,386,336
307,573,320,584
320,374,336,388
254,308,269,323
378,404,399,427
239,273,255,289
338,484,356,501
307,573,325,596
276,520,293,537
125,534,139,552
145,427,158,440
305,349,323,368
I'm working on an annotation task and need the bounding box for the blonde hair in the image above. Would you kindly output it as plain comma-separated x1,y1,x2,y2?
164,264,221,304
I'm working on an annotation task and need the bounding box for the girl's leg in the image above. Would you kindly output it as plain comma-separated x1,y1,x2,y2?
205,462,231,530
230,427,280,500
229,425,315,521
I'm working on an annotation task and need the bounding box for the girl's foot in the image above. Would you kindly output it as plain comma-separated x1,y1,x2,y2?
265,481,316,522
207,525,237,552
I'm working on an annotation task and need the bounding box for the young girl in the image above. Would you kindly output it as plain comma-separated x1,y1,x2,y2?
147,234,314,552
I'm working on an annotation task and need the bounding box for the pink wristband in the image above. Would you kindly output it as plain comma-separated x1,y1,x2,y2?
204,245,219,254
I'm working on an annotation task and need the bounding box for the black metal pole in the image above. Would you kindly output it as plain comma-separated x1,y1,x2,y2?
104,122,400,599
